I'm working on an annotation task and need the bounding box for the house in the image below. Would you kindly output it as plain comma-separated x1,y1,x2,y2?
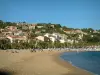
17,22,28,26
75,29,87,35
93,30,100,33
36,36,44,41
29,24,36,30
51,25,55,28
22,25,29,30
59,39,65,43
44,33,66,43
6,35,27,43
78,34,83,40
59,34,67,43
6,26,17,31
22,32,28,36
52,33,58,38
74,29,82,33
13,30,23,36
52,33,61,39
63,30,73,34
49,36,56,43
37,26,43,28
44,33,50,37
67,39,74,44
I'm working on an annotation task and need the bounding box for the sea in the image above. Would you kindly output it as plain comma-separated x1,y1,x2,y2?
60,51,100,75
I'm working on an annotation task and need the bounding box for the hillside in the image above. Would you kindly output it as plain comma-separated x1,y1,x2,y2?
0,20,100,49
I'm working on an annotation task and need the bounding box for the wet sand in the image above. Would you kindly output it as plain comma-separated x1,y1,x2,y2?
0,50,93,75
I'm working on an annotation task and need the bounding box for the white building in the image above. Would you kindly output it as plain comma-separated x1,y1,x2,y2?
36,36,44,41
37,26,43,28
59,39,65,43
78,34,83,40
52,33,59,38
67,39,74,44
51,25,54,28
29,24,36,29
49,36,56,43
44,33,67,43
44,33,50,37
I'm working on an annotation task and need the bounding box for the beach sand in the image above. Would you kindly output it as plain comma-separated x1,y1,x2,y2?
0,50,93,75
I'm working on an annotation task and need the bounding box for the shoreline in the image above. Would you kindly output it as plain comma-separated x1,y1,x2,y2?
0,50,95,75
53,51,94,75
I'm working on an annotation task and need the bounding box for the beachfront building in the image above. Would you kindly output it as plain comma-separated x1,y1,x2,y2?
52,33,59,39
44,33,67,43
44,33,58,42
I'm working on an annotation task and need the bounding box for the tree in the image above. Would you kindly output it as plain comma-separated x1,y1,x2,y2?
0,20,4,28
0,39,11,49
28,33,37,39
36,41,48,49
54,41,61,48
81,28,94,33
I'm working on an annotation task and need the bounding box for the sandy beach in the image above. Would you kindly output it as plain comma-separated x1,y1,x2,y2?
0,50,93,75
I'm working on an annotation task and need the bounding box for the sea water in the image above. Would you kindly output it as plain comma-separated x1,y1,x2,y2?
60,51,100,75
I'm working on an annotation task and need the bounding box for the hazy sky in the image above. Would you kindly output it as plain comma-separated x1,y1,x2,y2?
0,0,100,29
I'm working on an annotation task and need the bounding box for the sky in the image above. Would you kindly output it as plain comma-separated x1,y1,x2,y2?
0,0,100,29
